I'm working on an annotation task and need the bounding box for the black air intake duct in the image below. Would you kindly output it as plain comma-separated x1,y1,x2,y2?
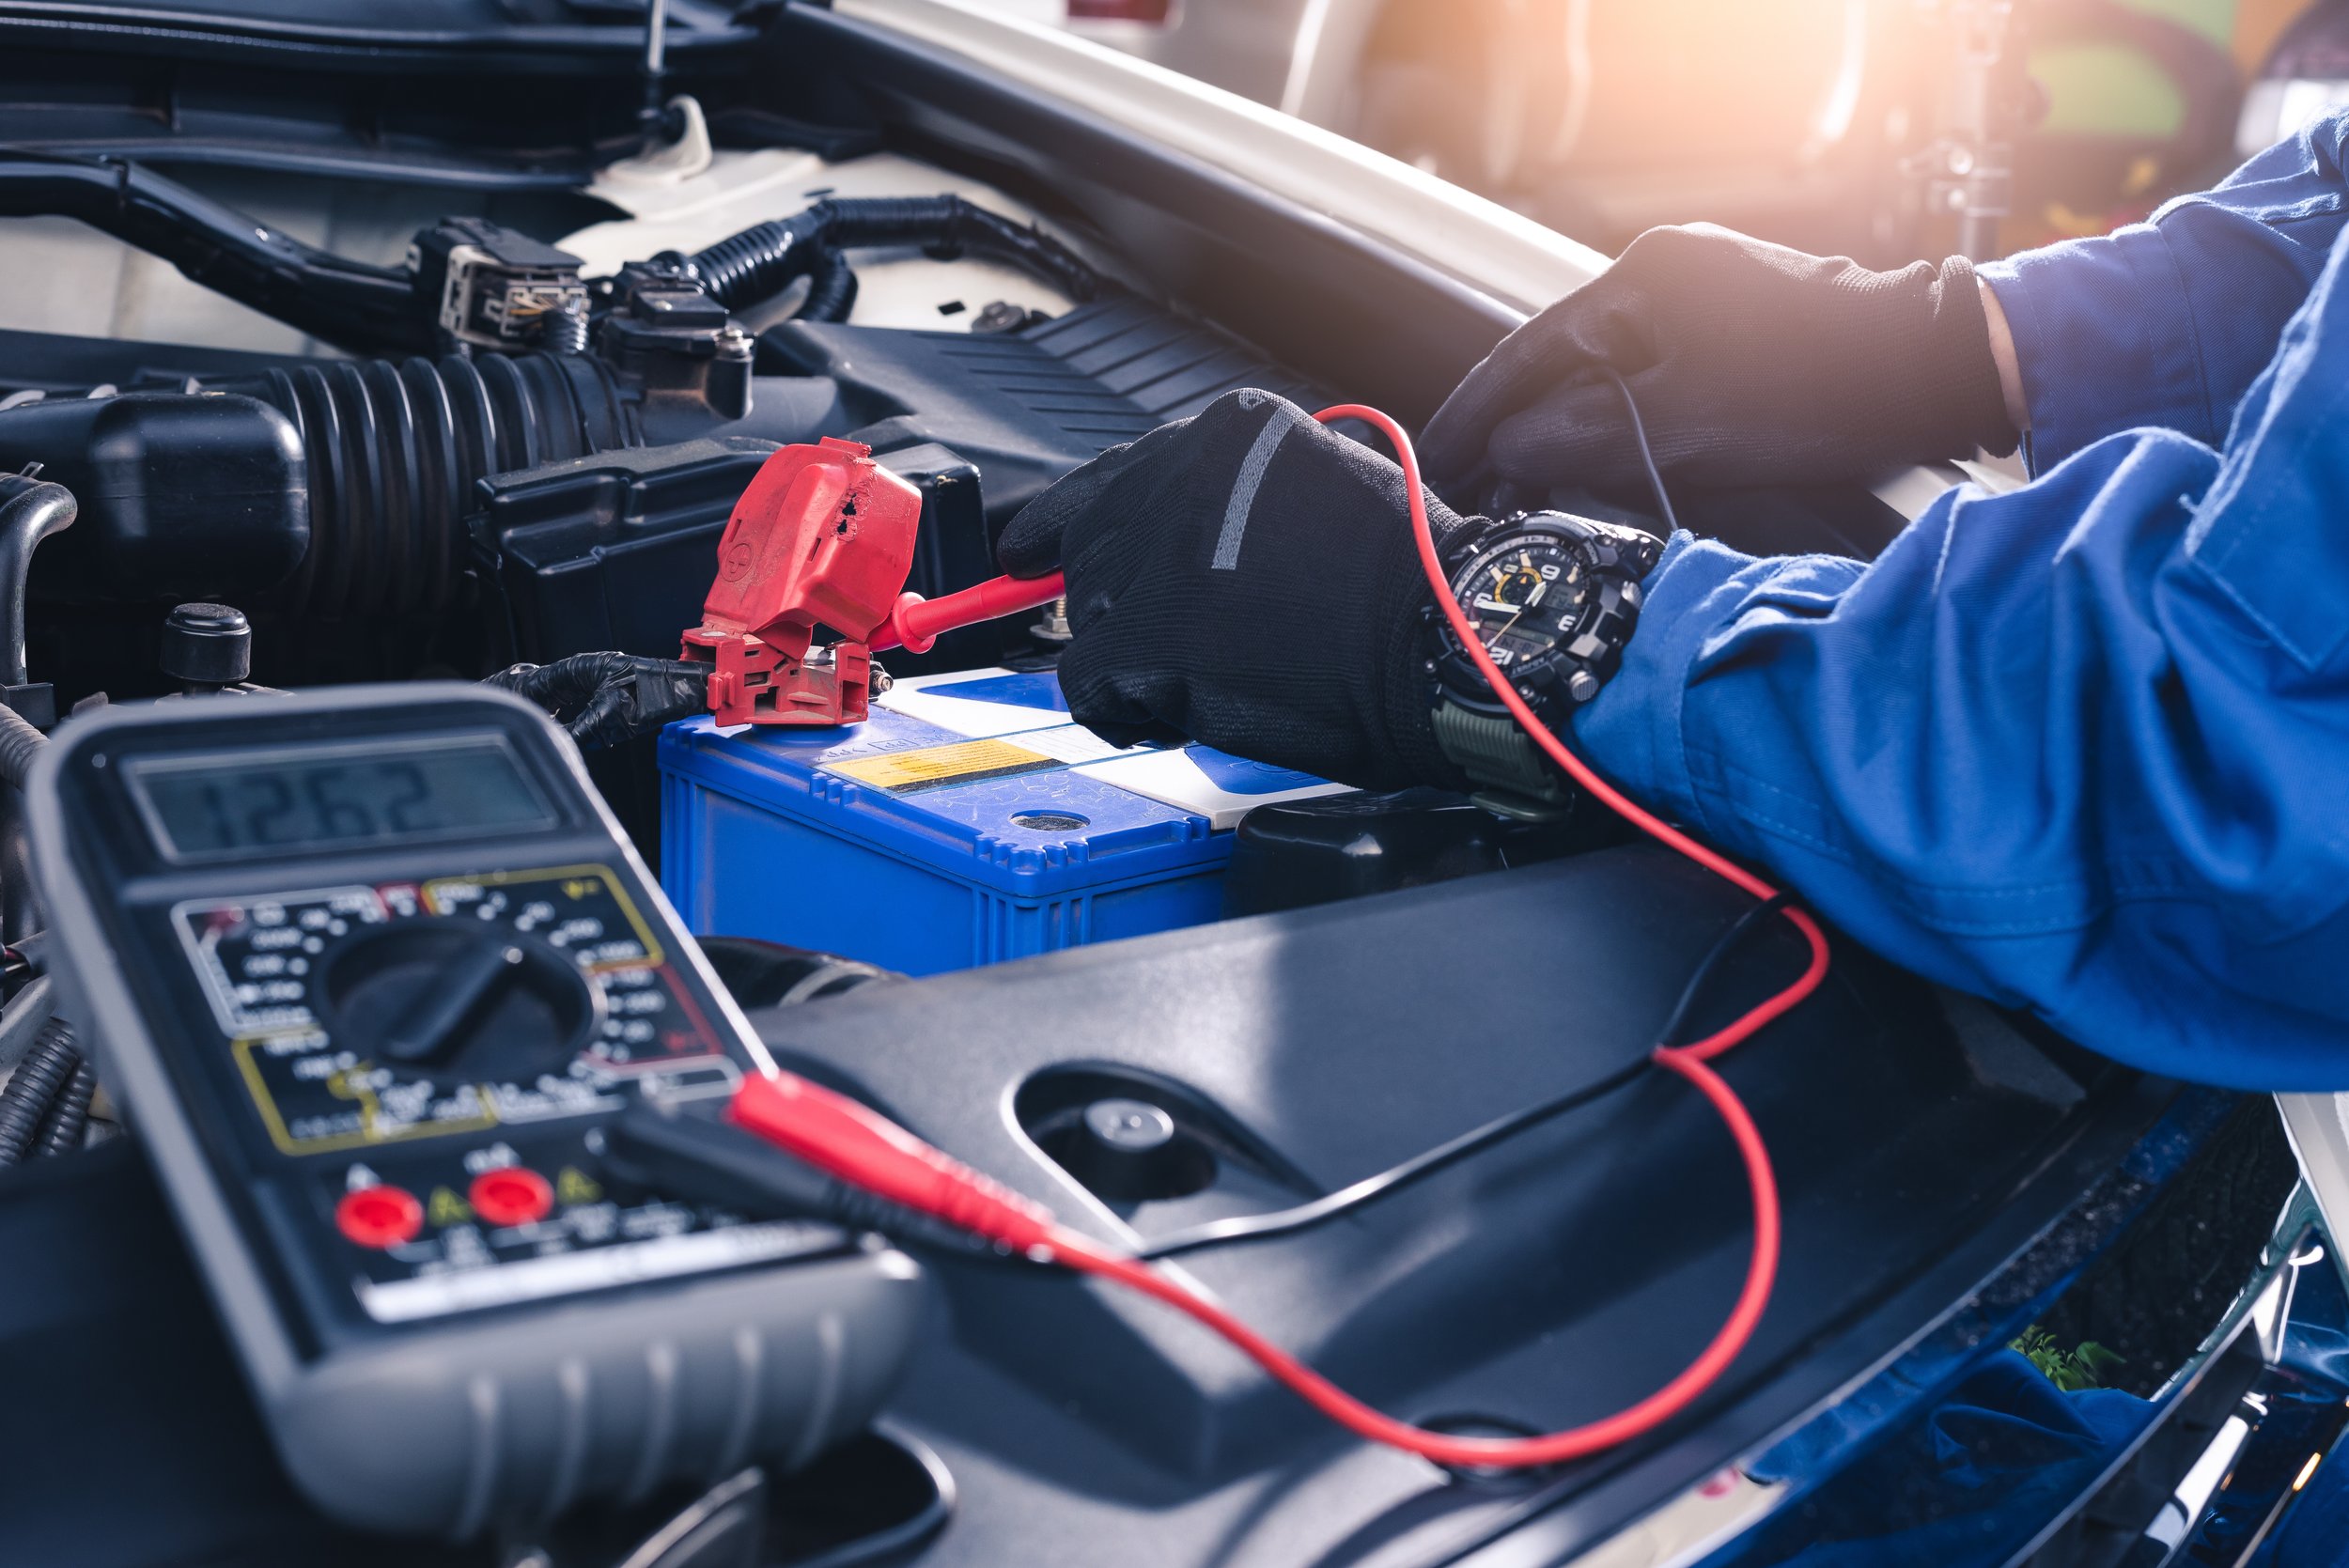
207,354,632,616
0,354,634,617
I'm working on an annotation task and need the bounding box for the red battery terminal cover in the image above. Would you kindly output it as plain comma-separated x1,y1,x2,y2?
681,438,924,727
685,438,1067,723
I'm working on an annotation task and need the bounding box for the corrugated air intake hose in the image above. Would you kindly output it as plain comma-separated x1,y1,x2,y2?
205,353,635,617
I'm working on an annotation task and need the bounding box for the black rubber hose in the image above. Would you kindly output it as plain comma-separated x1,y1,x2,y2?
0,700,45,791
0,474,75,687
0,1019,75,1171
208,352,633,616
0,699,45,943
33,1061,95,1157
0,477,62,947
684,195,1102,316
0,153,431,357
0,672,45,944
23,350,635,617
796,245,861,325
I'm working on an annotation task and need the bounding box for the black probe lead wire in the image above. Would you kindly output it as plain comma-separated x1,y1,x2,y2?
1139,371,1720,1264
1137,893,1795,1262
1595,364,1681,536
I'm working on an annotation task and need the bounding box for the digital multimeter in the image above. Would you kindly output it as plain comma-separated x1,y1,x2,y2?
27,685,926,1538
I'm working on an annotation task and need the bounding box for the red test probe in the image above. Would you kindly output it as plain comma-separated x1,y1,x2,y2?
720,404,1830,1468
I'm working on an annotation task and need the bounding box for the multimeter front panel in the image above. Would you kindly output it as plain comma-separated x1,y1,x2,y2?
34,690,926,1534
49,696,850,1351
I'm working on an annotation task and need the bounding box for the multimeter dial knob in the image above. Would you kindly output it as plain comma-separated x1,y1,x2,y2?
323,920,594,1080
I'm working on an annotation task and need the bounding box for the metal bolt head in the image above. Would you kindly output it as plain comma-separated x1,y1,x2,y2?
1082,1098,1175,1154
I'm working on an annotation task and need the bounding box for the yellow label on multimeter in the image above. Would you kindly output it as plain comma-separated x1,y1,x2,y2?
827,737,1060,795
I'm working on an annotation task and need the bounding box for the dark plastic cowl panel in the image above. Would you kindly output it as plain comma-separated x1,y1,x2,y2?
747,846,2169,1565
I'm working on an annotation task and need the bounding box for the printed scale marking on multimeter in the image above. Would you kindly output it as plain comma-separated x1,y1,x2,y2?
163,858,763,1325
173,865,738,1157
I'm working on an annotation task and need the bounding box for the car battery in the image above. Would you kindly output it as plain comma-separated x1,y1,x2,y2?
659,668,1347,975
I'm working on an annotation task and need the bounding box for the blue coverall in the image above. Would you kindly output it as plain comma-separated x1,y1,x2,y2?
1575,112,2349,1092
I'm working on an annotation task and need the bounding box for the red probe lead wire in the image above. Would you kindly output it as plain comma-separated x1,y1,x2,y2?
1043,406,1828,1467
731,403,1833,1471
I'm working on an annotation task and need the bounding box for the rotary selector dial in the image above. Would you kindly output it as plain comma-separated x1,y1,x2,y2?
324,919,594,1081
173,867,737,1156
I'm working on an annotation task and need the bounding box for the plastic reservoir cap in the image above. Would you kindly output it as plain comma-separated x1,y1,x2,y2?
161,602,252,686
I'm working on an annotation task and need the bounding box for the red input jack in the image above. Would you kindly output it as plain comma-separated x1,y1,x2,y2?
723,404,1830,1469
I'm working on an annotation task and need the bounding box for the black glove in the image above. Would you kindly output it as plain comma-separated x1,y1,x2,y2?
1419,224,2017,493
996,390,1475,792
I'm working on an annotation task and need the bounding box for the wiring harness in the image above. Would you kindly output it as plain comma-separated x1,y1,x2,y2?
678,194,1103,322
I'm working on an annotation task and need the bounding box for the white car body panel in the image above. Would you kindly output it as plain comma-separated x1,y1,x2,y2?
834,0,1611,313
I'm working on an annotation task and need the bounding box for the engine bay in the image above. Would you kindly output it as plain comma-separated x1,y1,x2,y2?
0,6,2268,1565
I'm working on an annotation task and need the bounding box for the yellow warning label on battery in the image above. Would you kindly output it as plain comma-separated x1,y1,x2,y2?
827,737,1060,794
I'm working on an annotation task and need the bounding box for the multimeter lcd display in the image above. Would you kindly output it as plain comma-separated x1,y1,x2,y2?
127,734,552,861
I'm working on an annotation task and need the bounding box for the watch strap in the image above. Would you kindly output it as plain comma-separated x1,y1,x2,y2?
1432,703,1570,812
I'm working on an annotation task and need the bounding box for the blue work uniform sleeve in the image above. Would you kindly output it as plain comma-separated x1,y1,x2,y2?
1573,222,2349,1092
1979,111,2349,471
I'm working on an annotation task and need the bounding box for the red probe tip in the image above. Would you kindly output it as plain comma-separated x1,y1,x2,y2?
888,593,938,656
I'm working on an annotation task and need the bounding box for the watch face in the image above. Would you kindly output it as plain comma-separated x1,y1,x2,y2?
1433,513,1657,723
1447,534,1592,675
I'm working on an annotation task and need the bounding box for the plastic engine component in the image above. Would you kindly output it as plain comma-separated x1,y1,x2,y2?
0,392,309,605
474,441,785,668
473,440,1001,678
738,847,2143,1513
1220,785,1621,916
159,602,254,689
758,295,1327,523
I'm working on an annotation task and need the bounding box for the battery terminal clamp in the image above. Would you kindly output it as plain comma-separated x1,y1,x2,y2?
682,438,1065,726
682,437,919,727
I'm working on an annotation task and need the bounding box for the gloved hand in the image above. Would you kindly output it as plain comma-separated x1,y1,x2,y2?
1419,224,2018,493
996,390,1475,792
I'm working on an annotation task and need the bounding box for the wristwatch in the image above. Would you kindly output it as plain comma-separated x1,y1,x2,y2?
1426,510,1664,817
